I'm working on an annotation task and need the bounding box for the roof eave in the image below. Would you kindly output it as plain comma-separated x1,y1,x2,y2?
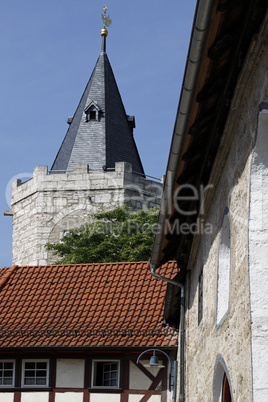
150,0,215,270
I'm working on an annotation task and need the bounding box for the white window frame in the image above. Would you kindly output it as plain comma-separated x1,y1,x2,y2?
91,359,120,389
21,359,49,388
0,359,15,387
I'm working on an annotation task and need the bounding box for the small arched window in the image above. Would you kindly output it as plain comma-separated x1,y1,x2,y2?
216,207,231,327
213,355,233,402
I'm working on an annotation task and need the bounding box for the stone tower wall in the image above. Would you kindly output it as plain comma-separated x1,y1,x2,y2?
11,162,162,266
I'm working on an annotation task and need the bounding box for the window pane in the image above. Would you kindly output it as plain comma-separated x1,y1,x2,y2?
36,370,47,377
4,363,13,370
25,362,35,369
25,378,35,385
25,370,35,377
37,362,47,369
36,378,46,385
3,378,12,385
3,370,13,377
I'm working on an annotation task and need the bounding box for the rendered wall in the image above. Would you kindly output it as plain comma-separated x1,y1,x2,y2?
0,394,14,402
11,162,161,265
183,13,268,401
21,393,49,402
56,359,85,388
0,356,171,402
129,360,162,390
54,393,83,402
248,106,268,401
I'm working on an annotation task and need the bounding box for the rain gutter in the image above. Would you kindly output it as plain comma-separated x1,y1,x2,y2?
150,264,185,401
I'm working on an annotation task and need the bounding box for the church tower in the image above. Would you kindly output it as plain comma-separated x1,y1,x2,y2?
10,18,162,266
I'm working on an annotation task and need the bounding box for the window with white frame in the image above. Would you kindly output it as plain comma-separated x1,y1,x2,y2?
92,360,120,388
22,359,49,387
0,360,15,387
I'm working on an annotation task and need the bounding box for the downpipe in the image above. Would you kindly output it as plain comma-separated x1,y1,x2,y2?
150,263,185,402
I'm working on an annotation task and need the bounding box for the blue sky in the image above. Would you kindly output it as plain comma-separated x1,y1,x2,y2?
0,0,196,267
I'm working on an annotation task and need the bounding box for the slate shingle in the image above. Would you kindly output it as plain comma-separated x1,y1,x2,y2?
51,45,144,174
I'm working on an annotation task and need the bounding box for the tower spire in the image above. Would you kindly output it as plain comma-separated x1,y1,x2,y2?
101,5,112,53
50,5,144,175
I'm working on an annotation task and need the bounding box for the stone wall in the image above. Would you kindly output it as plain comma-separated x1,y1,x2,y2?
182,13,268,401
11,162,162,266
248,106,268,400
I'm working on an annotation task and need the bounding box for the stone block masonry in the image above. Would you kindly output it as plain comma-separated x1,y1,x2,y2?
182,17,268,401
11,162,162,266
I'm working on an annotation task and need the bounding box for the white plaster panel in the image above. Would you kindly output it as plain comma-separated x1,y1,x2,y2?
21,392,49,402
249,108,268,400
129,360,161,390
56,359,85,388
90,394,120,402
216,213,231,326
128,396,161,402
55,393,83,402
129,396,145,402
0,393,14,402
148,396,161,402
262,172,268,229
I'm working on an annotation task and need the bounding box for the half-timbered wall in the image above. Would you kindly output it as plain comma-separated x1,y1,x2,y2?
0,354,174,402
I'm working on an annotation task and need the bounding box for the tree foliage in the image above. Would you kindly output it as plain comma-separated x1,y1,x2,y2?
46,206,159,264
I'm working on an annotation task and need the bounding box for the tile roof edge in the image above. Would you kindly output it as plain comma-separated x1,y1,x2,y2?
0,265,18,290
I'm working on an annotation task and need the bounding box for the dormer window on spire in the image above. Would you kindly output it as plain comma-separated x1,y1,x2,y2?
84,101,102,122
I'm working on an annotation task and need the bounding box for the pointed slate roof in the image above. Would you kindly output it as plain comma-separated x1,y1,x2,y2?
51,32,144,174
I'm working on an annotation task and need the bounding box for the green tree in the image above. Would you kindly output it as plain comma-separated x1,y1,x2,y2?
46,206,159,264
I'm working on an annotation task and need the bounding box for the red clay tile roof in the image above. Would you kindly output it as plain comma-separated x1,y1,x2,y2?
0,262,178,349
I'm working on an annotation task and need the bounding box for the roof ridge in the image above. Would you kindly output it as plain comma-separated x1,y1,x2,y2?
0,265,18,290
13,262,150,269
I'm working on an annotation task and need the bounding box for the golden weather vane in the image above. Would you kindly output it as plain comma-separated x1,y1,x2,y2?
101,5,112,28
